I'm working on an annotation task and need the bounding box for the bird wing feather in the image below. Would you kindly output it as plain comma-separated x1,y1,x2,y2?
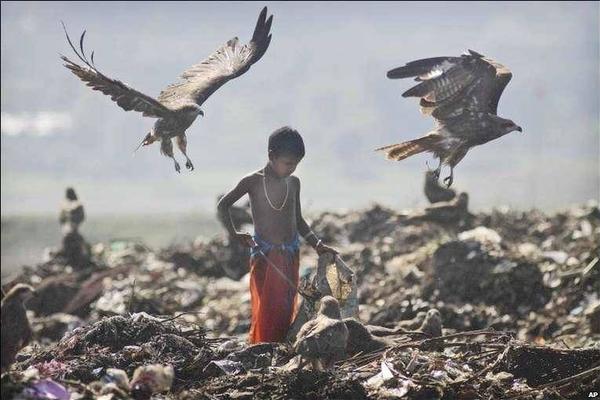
157,7,273,109
294,318,320,352
302,320,348,355
60,24,173,119
387,51,513,124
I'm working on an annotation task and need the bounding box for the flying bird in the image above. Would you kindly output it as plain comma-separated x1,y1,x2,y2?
60,7,273,173
293,296,349,371
377,50,522,187
1,284,36,372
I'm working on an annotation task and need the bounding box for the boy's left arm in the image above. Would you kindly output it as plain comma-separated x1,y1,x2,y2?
294,177,338,256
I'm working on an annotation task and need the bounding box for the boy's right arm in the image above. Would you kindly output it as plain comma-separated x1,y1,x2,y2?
217,175,254,246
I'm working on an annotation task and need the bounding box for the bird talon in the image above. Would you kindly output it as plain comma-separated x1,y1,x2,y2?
426,161,442,179
174,163,181,173
186,160,194,171
443,176,453,188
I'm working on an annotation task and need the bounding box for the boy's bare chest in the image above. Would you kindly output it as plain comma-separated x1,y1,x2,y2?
248,176,297,215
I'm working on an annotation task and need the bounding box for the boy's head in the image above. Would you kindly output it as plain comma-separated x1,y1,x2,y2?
268,126,304,177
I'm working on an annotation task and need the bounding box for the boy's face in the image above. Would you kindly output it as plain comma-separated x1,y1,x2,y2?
269,152,302,178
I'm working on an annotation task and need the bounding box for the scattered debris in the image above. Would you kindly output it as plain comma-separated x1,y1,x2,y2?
1,201,598,398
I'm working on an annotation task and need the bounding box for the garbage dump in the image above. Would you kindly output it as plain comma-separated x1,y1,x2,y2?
2,201,599,399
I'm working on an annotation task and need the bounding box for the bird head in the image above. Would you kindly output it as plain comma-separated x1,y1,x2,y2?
65,187,78,201
490,115,523,137
496,118,522,135
456,192,469,207
425,308,441,320
318,296,342,319
180,104,204,118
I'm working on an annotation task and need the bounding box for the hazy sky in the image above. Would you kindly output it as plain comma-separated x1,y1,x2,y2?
1,1,599,215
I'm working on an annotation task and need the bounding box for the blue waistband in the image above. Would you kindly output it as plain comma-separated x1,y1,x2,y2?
251,232,300,258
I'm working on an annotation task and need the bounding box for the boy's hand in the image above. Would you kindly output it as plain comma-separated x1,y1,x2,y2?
235,232,255,248
316,242,339,257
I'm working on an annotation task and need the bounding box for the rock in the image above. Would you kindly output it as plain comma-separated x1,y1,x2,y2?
203,360,245,377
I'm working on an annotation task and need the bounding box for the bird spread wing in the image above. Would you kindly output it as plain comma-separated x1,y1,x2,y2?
60,24,173,119
157,7,273,109
387,50,512,122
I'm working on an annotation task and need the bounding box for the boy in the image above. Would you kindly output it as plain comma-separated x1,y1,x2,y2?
217,126,338,344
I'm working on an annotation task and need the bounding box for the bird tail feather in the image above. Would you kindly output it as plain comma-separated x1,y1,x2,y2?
375,134,443,161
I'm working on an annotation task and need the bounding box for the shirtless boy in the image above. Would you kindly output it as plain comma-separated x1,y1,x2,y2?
217,126,338,343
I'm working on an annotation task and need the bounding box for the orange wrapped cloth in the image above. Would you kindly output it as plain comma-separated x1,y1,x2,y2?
249,233,300,344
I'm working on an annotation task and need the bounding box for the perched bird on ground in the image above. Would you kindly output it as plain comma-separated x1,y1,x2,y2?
343,318,392,356
59,187,85,234
377,50,522,187
405,192,469,225
424,170,456,204
293,296,349,371
60,7,273,173
418,309,443,338
424,192,469,224
1,284,36,372
395,311,428,331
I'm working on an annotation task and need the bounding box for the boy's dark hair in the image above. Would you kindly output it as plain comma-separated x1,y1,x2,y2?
268,126,305,159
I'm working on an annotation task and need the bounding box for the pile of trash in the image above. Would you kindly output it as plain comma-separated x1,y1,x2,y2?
2,200,599,399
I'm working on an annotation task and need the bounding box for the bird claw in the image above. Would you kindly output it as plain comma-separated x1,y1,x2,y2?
174,162,181,173
426,161,441,179
186,160,194,171
443,175,453,188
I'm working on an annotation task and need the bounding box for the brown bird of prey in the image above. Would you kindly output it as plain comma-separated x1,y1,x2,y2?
60,7,273,173
59,187,85,234
424,170,456,204
1,284,36,372
293,296,349,371
376,50,522,187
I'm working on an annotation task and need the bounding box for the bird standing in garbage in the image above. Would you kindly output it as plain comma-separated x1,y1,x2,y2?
377,50,522,187
294,296,349,371
418,309,443,338
1,284,36,372
60,7,273,173
60,187,85,234
422,192,470,224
